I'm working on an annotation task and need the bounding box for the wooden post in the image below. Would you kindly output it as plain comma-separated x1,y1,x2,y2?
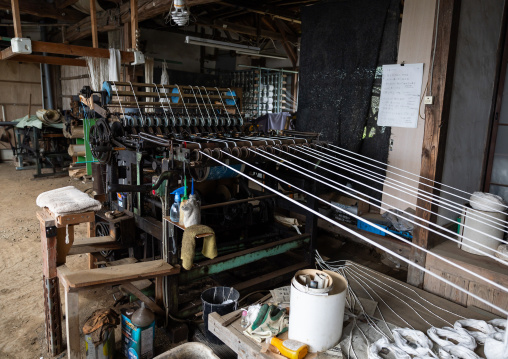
130,0,138,50
10,0,22,38
65,290,80,359
407,0,461,287
90,0,98,48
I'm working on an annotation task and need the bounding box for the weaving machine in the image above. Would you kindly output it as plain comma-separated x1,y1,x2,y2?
78,81,322,318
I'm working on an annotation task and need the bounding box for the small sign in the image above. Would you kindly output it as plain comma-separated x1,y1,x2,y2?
378,63,424,128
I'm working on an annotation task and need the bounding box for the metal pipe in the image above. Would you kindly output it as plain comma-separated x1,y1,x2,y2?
40,25,54,109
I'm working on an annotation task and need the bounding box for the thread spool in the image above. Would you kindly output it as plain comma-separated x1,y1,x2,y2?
212,148,222,160
459,207,507,256
240,147,249,159
231,147,241,158
191,149,202,162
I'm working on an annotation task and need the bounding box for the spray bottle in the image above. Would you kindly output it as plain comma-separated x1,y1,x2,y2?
179,175,188,225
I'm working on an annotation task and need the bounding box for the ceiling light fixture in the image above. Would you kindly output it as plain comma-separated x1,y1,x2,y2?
185,36,261,52
169,0,190,26
236,50,288,60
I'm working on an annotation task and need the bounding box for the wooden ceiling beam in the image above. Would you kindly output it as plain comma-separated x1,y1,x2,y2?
7,54,87,66
0,0,85,22
65,0,220,43
55,0,79,9
216,1,301,24
274,18,297,67
2,41,135,62
196,19,297,43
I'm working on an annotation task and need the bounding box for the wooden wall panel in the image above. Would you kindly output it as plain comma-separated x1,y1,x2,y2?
423,267,469,306
381,0,436,212
0,61,42,149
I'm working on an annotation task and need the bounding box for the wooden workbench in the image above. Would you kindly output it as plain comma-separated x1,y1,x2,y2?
208,262,497,358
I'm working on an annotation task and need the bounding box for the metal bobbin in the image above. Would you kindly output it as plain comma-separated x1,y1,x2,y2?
212,148,222,160
190,149,202,162
240,147,249,159
231,147,242,158
265,145,274,154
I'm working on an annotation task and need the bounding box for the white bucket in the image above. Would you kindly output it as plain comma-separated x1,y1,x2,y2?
459,206,507,256
288,269,347,352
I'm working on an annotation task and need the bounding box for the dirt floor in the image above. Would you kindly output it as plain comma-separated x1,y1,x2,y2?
0,162,89,358
0,161,406,358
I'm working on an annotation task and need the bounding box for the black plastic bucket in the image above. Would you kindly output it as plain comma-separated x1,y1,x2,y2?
201,286,240,344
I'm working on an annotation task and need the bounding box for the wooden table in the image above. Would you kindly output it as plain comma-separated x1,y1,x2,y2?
208,262,497,358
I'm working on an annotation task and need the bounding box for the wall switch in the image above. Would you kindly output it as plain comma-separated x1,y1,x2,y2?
424,96,434,105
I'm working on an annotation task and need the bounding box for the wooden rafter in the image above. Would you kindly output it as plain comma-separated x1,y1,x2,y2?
274,18,297,67
0,0,85,22
10,0,22,38
65,0,220,43
196,18,297,43
131,0,138,50
7,54,87,66
55,0,79,9
90,0,98,48
216,1,301,24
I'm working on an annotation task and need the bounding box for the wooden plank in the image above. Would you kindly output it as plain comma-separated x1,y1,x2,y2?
39,211,58,278
0,47,14,60
67,236,123,256
90,0,98,48
423,267,469,305
10,0,22,38
7,54,87,67
408,0,461,287
64,290,80,359
120,282,166,316
30,41,134,62
58,260,180,291
55,211,95,227
208,311,272,359
131,0,138,51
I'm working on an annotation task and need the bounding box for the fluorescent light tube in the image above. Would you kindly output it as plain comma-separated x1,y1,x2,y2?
185,36,261,52
236,50,288,60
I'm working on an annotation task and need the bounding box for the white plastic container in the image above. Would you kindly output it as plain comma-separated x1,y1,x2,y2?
459,206,507,256
288,269,347,352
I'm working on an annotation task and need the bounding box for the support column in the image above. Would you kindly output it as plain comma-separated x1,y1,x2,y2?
407,0,461,287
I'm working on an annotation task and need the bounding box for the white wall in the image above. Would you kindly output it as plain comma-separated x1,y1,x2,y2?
438,0,505,223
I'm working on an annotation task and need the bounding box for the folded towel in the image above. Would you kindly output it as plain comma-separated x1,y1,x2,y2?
36,186,102,216
181,225,217,270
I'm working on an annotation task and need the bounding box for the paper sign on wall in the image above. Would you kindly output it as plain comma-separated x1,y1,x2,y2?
377,63,424,128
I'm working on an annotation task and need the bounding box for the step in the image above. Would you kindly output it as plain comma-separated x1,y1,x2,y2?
67,236,123,255
58,259,180,292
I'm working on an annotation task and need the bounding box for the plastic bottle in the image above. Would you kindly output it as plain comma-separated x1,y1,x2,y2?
270,337,308,359
240,310,249,329
170,193,181,222
179,177,189,225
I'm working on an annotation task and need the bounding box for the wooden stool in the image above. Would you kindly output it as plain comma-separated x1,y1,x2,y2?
38,209,122,356
58,260,180,359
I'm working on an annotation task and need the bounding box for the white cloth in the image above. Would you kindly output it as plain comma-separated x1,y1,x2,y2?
36,186,101,216
161,60,169,92
454,319,497,345
108,48,121,82
427,326,476,350
392,328,434,357
85,56,109,91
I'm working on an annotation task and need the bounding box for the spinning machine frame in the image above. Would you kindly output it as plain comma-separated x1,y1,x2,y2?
79,81,322,319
